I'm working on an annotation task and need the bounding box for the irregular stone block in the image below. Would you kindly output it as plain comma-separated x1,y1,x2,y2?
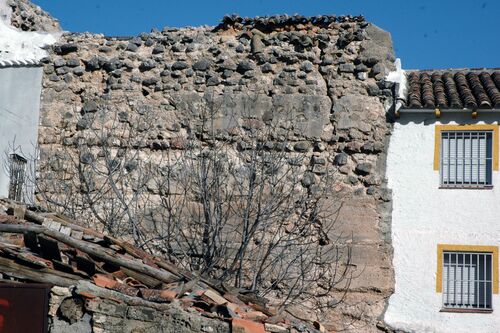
127,306,159,322
171,61,189,70
339,63,355,73
359,23,396,71
294,141,312,152
355,162,372,175
193,58,212,71
85,298,127,318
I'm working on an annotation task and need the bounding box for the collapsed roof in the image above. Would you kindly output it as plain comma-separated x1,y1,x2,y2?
0,198,324,333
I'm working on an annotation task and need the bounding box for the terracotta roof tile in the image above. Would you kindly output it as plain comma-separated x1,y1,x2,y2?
431,72,447,108
93,273,117,289
232,318,266,333
404,70,500,110
481,72,500,106
442,72,462,108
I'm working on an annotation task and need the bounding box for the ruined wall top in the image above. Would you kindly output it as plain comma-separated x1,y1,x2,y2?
215,14,365,31
42,11,396,100
5,0,61,32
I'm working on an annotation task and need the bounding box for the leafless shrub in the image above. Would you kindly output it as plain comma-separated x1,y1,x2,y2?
17,93,353,311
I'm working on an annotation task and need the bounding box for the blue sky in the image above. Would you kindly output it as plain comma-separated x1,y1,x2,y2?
32,0,498,70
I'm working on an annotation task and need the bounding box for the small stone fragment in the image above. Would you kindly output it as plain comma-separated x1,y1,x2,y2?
300,60,314,73
294,141,311,152
192,58,212,71
139,59,156,71
339,63,355,73
171,61,189,70
81,100,98,113
152,44,165,54
334,153,348,166
355,162,372,175
237,60,255,74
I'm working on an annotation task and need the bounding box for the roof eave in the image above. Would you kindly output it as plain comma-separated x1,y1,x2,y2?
399,108,500,114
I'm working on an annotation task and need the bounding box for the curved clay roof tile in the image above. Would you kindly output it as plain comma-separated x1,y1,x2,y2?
420,72,435,109
442,72,462,108
492,72,500,93
431,72,448,108
454,72,477,109
407,72,423,108
466,72,491,108
479,72,500,108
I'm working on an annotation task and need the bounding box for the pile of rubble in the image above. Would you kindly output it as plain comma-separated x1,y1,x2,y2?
0,198,326,333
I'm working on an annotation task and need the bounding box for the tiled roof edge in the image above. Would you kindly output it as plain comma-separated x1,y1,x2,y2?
402,69,500,110
405,67,500,73
0,59,42,68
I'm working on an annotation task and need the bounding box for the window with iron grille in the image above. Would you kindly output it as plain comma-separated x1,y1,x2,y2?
440,131,493,187
442,251,492,310
8,154,27,202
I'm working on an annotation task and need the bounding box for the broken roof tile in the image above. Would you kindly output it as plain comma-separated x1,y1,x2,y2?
242,310,268,322
17,251,54,269
201,289,228,305
139,288,175,302
110,281,139,297
93,273,118,289
232,318,266,333
159,289,177,301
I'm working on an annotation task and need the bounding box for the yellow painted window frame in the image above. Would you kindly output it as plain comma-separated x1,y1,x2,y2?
436,244,499,294
433,124,499,171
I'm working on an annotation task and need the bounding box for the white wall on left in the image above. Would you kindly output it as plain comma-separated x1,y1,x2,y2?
0,66,43,199
0,0,59,66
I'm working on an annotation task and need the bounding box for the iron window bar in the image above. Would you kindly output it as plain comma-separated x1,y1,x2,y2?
8,153,27,202
442,251,492,310
440,131,493,188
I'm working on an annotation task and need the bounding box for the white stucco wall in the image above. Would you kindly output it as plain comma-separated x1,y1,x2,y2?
0,0,59,66
385,113,500,333
0,66,43,199
0,1,58,200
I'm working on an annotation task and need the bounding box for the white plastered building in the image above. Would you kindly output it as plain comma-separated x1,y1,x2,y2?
0,2,58,201
385,68,500,333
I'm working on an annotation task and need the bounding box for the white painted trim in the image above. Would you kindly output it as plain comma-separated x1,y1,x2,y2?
386,59,406,112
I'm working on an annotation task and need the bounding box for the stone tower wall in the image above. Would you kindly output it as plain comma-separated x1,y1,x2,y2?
37,16,396,331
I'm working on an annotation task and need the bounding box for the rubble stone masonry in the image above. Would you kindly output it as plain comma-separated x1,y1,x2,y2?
49,285,231,333
36,14,397,332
